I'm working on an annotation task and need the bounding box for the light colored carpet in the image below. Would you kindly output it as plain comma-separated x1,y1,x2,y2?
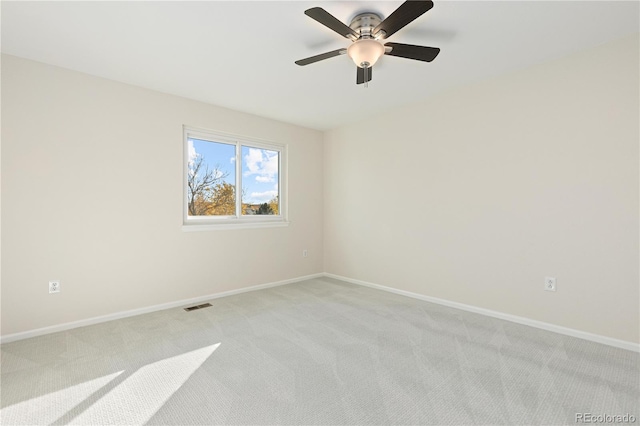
1,277,638,425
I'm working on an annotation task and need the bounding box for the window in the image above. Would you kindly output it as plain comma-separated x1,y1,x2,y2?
183,126,287,229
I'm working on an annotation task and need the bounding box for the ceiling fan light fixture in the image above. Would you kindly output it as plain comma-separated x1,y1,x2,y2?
347,39,385,68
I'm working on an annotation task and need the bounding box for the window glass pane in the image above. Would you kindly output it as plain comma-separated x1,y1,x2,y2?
187,138,236,216
241,146,279,215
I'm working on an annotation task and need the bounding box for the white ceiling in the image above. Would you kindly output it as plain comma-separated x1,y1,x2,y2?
2,1,638,130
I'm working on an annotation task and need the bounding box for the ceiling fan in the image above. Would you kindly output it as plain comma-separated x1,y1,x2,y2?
295,0,440,86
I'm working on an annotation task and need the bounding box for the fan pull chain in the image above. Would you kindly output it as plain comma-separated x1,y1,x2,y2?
364,65,369,88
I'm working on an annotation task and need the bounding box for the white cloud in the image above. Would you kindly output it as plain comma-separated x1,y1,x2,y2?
246,183,278,203
249,190,278,203
244,148,263,173
188,140,197,165
244,148,278,182
230,156,236,164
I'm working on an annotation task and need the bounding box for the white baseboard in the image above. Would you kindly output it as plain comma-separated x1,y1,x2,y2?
323,273,640,353
0,273,324,344
4,271,638,353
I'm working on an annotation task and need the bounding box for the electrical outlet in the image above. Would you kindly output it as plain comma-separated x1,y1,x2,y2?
544,277,556,292
49,280,60,294
303,249,308,258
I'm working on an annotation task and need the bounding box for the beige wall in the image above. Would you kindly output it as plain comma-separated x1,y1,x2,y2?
324,35,639,343
2,35,639,344
1,55,324,336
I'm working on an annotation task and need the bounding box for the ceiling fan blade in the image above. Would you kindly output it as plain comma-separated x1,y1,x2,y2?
305,7,358,39
373,1,434,39
356,66,373,84
295,49,346,66
384,42,440,62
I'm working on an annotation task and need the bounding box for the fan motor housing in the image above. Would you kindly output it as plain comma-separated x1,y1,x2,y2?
349,13,383,39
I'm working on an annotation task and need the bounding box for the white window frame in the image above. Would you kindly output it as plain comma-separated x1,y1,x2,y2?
182,126,288,231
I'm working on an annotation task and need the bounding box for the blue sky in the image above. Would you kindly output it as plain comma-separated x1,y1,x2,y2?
188,138,278,204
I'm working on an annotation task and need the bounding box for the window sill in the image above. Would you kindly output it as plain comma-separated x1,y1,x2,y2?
182,220,290,232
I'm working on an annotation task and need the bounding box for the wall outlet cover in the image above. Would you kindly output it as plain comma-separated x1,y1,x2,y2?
544,276,556,292
49,280,60,293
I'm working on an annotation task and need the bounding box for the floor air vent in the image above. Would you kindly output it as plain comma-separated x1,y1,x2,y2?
184,303,212,312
